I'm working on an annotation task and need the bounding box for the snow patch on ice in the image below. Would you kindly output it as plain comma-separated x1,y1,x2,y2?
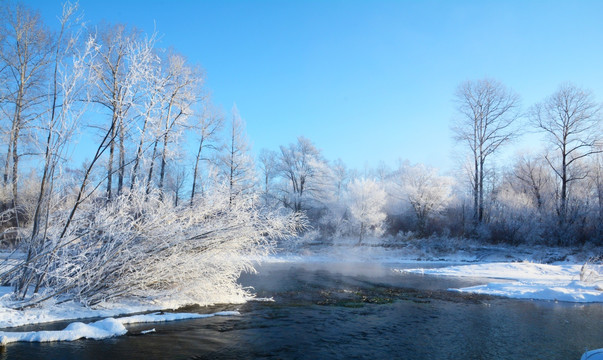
398,262,603,303
0,311,240,345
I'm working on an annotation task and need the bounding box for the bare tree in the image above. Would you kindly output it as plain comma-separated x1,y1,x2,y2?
510,154,553,211
218,105,255,206
88,24,141,200
17,3,91,297
128,42,162,192
590,151,603,241
190,103,222,204
453,78,521,227
530,83,602,225
0,2,53,212
155,52,201,198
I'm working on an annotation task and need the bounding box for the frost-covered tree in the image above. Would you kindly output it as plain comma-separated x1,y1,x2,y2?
155,52,201,198
331,158,349,202
258,148,279,208
453,78,521,227
28,1,88,254
278,136,333,212
347,178,387,244
88,24,142,200
190,103,223,204
530,83,602,229
218,105,255,205
510,154,554,212
0,2,52,211
396,164,453,236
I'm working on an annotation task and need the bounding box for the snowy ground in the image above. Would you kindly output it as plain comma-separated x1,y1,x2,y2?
398,262,603,303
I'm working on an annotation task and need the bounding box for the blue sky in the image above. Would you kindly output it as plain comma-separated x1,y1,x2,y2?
25,0,603,172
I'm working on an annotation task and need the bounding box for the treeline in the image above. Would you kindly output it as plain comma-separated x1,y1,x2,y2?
1,0,603,260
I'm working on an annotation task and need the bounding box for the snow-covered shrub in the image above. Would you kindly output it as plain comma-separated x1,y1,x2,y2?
5,184,301,308
580,256,603,285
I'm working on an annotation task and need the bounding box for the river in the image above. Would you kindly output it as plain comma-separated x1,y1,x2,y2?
3,261,602,359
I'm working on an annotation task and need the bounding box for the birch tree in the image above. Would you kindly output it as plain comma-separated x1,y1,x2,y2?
453,78,521,228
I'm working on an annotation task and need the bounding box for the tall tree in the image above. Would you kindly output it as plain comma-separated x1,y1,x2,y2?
89,24,140,200
0,2,52,211
278,136,332,212
190,103,222,204
453,78,521,227
218,105,254,205
530,83,602,227
155,52,200,198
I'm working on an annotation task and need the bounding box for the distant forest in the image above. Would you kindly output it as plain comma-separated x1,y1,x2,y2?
1,0,603,257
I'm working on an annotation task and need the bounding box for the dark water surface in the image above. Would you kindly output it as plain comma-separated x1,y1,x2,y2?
3,262,602,359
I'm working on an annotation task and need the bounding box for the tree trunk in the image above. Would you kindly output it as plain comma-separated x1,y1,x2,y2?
478,157,485,223
158,104,173,199
117,117,125,196
146,139,159,195
106,125,115,201
190,135,204,205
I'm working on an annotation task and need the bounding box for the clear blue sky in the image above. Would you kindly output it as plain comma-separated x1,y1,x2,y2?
25,0,603,172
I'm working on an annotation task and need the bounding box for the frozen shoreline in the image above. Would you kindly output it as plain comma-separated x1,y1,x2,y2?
0,311,240,345
397,262,603,303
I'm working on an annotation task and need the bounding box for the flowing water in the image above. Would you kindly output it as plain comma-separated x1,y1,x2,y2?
3,261,603,359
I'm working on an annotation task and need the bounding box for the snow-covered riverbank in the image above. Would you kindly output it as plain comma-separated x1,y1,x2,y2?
398,262,603,303
0,311,239,345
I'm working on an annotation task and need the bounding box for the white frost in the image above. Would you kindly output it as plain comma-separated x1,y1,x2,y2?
398,262,603,303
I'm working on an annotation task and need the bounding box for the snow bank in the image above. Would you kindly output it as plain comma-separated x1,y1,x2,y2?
398,262,603,303
0,318,127,345
0,311,240,345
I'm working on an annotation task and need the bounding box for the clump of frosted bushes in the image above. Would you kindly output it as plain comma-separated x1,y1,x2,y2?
2,185,301,308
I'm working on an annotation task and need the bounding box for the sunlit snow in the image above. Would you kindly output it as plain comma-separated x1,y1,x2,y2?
398,262,603,303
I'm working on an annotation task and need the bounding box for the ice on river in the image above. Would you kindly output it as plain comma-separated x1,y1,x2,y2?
0,311,240,345
398,262,603,303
